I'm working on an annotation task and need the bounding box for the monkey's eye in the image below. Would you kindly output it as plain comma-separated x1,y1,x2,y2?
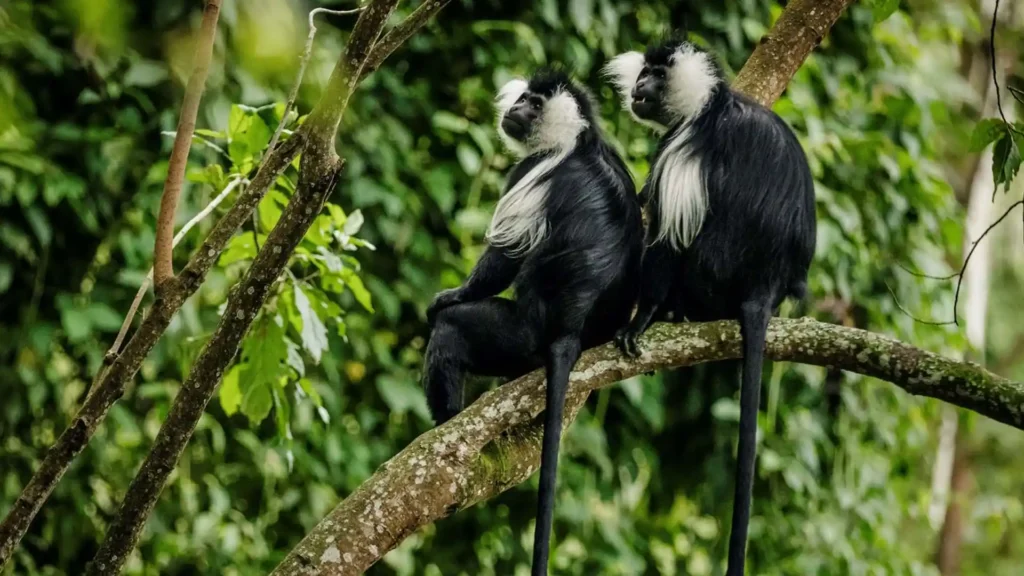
528,96,544,109
653,68,666,79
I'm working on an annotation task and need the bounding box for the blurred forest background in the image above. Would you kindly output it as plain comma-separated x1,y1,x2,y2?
2,0,1024,574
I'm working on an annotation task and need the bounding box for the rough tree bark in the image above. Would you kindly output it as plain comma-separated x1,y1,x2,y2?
0,0,451,570
273,319,1023,575
275,1,861,573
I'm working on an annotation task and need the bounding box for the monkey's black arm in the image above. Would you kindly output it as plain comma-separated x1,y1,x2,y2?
427,246,521,325
616,241,674,357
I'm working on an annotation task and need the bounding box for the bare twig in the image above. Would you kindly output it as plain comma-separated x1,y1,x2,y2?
108,177,247,360
990,0,1023,140
894,261,959,281
153,0,222,287
953,200,1023,323
273,319,1024,575
884,281,956,326
266,6,366,155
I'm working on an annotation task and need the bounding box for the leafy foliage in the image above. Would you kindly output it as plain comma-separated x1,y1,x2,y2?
1,1,1023,575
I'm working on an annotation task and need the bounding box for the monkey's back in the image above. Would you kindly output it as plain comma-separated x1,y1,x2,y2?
654,89,816,319
513,137,644,345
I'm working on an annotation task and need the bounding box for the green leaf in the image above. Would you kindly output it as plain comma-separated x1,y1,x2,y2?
258,190,286,231
868,0,900,22
431,111,469,133
241,383,273,424
220,365,242,416
61,308,91,343
285,338,305,377
219,234,258,266
123,60,168,87
293,285,329,363
456,143,481,175
238,315,287,423
992,132,1022,192
341,269,374,313
376,374,431,421
569,0,594,32
342,209,364,236
969,118,1007,152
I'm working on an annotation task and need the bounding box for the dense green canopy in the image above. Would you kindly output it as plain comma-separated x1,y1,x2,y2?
2,1,1023,575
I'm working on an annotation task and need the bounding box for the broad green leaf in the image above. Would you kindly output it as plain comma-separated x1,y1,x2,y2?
342,209,365,236
456,143,481,175
220,234,258,266
992,132,1022,192
258,190,285,230
238,315,287,423
341,269,374,313
241,382,273,424
293,285,329,363
61,307,90,343
868,0,900,22
431,111,469,133
220,365,242,416
376,374,431,421
285,338,305,377
569,0,594,34
123,60,168,87
969,118,1007,152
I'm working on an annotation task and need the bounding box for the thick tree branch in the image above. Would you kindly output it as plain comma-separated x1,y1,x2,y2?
276,1,865,572
273,319,1023,575
153,0,222,287
733,0,856,107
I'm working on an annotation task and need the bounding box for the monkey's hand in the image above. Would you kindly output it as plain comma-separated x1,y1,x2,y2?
614,325,643,359
427,288,464,327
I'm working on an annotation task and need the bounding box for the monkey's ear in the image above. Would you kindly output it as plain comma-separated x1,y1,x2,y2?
603,52,645,107
496,79,529,116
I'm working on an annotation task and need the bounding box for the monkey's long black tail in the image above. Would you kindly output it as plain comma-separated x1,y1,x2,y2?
726,301,771,576
531,335,582,576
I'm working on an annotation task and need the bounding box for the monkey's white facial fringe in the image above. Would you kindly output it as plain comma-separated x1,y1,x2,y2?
604,51,669,132
528,89,588,154
604,51,644,111
496,78,529,157
665,44,718,123
488,88,585,254
651,125,707,250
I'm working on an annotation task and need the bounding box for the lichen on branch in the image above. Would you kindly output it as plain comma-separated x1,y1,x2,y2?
272,318,1024,575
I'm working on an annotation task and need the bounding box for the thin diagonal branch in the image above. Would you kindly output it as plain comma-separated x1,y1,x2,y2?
84,1,414,572
153,0,222,287
358,0,454,81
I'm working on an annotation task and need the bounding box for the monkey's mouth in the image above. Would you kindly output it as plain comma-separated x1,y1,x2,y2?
501,115,529,142
631,97,655,119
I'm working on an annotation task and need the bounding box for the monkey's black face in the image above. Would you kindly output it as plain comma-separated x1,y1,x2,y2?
501,92,544,142
631,64,668,121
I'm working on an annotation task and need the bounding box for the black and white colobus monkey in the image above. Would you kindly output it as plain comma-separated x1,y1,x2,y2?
604,40,816,575
423,70,643,574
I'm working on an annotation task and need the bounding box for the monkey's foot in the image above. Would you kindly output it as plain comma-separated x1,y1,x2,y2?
614,327,643,359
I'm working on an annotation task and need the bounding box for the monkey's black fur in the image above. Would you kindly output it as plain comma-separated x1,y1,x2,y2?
423,70,643,575
609,40,816,576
